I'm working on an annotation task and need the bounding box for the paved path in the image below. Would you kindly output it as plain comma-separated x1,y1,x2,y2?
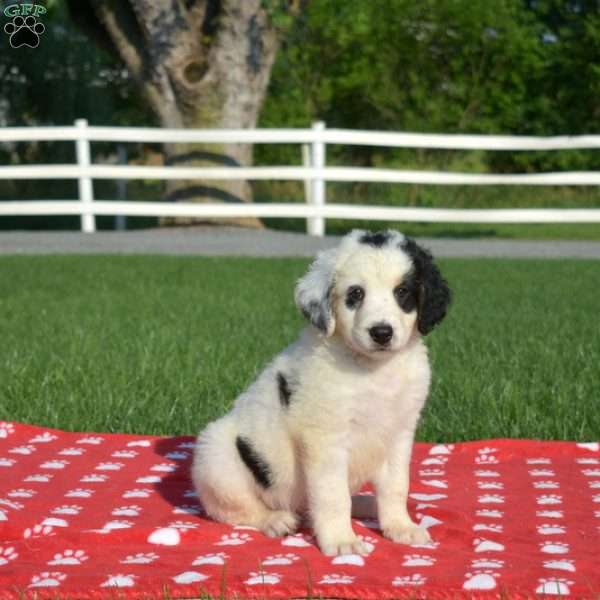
1,228,600,259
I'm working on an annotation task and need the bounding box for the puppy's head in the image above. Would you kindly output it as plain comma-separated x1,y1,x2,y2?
295,229,451,357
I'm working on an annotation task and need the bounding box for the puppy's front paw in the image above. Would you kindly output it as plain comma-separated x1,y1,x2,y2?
319,534,369,557
383,522,431,545
262,510,299,538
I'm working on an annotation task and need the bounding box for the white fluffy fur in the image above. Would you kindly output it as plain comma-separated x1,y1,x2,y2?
192,229,436,556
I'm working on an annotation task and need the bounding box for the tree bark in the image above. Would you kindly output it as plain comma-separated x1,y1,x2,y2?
77,0,299,227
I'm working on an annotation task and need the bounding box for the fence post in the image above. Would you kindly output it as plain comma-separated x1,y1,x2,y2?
75,118,96,233
307,121,326,236
115,144,127,231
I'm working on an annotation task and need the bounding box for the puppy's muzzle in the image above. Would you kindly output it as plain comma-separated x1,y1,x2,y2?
368,323,394,346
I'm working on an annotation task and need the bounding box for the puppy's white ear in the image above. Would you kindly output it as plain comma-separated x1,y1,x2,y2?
294,248,337,336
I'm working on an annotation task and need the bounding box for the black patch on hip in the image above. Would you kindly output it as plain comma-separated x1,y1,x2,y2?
359,230,392,248
235,436,272,488
277,372,292,408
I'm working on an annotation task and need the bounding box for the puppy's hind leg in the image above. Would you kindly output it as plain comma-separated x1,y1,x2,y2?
191,420,298,537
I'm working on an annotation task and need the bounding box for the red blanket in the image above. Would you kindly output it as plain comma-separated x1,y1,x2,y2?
0,421,598,599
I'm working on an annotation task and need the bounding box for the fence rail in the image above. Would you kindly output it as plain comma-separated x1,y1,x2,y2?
1,119,600,235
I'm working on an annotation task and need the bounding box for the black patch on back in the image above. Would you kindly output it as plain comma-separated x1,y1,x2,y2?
277,372,292,408
236,436,272,488
359,230,392,248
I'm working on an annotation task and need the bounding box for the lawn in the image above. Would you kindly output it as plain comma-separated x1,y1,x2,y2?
0,255,598,442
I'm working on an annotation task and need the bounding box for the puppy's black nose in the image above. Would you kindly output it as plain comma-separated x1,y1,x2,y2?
369,323,393,345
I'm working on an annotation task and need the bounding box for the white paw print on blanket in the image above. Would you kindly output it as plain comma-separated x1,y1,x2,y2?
29,572,66,588
0,458,16,468
537,494,562,505
151,463,178,472
463,571,500,591
319,573,355,585
474,470,500,477
173,571,209,584
473,523,503,533
147,521,198,546
245,571,282,585
93,519,134,533
121,553,159,564
51,505,82,515
127,440,151,447
112,450,138,459
41,517,68,528
476,509,504,519
165,451,189,460
214,532,253,546
402,554,436,567
477,481,504,490
536,578,574,595
24,473,53,482
100,574,136,588
473,538,505,553
122,488,152,498
0,546,18,565
533,481,560,489
0,422,15,438
24,524,55,538
48,550,88,565
543,559,575,572
112,505,142,517
537,510,563,518
281,533,313,547
9,445,36,455
392,574,427,587
540,541,569,554
65,488,94,498
76,436,104,445
472,558,504,569
58,447,85,456
478,494,505,504
192,552,229,566
95,462,124,471
136,475,162,484
8,488,36,498
429,444,454,455
421,456,447,466
537,523,566,535
331,535,377,566
527,458,552,464
0,499,23,511
29,432,57,443
263,553,300,566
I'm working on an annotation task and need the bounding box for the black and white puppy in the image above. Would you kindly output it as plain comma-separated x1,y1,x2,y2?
192,229,451,556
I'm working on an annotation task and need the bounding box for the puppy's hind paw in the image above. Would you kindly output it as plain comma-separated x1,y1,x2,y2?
383,522,431,546
262,510,299,538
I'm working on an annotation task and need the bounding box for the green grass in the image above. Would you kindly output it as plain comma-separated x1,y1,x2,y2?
1,255,599,442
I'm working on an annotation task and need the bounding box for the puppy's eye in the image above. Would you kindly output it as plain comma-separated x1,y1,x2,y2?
346,285,365,308
394,285,409,301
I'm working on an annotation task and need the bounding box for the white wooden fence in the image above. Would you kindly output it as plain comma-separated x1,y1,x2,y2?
1,119,600,235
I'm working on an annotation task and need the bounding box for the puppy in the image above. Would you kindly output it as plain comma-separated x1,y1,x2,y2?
191,229,451,556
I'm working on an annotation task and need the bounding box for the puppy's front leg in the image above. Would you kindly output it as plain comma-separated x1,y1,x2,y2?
304,445,369,556
374,430,431,545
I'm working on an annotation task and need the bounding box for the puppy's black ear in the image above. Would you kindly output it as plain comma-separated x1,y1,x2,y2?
294,248,337,336
401,238,451,335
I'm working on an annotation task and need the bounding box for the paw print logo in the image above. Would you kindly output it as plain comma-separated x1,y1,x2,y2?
421,456,448,466
120,552,159,564
577,457,599,464
76,436,104,445
594,494,600,503
215,532,253,546
533,480,559,489
23,524,55,538
402,554,436,567
40,460,69,470
473,538,505,553
0,458,16,467
463,570,500,591
540,541,569,554
589,481,600,489
477,481,504,490
476,509,504,519
48,550,88,565
262,553,300,566
112,450,138,459
0,498,23,510
537,494,562,505
29,571,66,588
478,494,505,504
475,454,499,465
65,488,94,498
319,573,355,585
112,505,141,517
473,523,503,533
28,432,57,444
529,468,555,477
537,509,563,518
4,15,45,48
526,457,551,464
24,473,53,482
9,445,36,455
95,462,124,471
537,523,566,535
535,578,574,595
150,463,178,472
471,558,504,569
245,571,282,585
0,422,15,438
58,447,85,456
92,520,134,533
80,474,109,483
7,488,36,498
474,469,500,478
100,574,136,588
543,559,575,572
192,552,229,566
172,571,209,584
51,505,82,515
419,468,445,477
0,546,18,566
582,468,600,477
392,574,427,587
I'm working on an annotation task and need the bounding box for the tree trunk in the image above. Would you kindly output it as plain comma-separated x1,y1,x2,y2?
79,0,300,228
